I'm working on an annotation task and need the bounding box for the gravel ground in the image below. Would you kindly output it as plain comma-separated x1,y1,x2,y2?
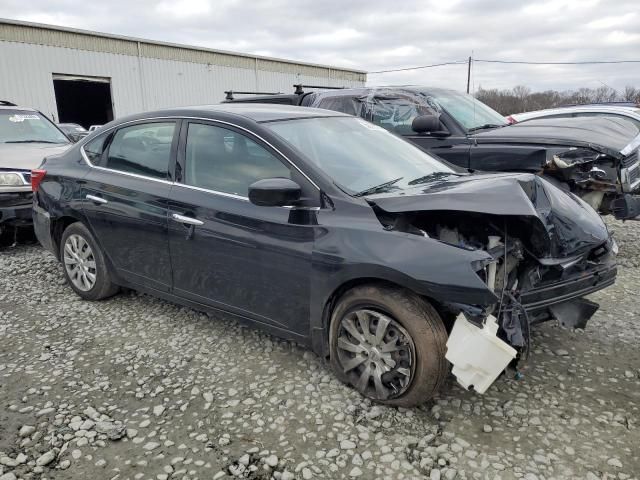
0,219,639,480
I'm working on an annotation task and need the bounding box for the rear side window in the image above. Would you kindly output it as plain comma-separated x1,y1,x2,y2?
574,112,640,129
317,96,364,117
105,122,176,179
184,123,290,197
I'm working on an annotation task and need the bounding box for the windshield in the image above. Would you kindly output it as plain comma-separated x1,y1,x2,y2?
0,110,69,144
265,116,456,195
417,89,508,131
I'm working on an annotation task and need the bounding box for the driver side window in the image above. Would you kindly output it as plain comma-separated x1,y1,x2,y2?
184,123,291,197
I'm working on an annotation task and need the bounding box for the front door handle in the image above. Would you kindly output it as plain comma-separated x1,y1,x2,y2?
171,213,204,226
86,194,108,204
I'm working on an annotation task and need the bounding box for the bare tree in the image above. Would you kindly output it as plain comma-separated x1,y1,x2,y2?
476,85,640,115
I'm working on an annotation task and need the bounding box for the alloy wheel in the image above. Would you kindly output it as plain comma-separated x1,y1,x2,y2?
336,309,415,400
63,234,97,292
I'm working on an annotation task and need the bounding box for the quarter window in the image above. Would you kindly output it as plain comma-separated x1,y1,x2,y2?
105,122,176,179
83,133,109,165
184,123,290,197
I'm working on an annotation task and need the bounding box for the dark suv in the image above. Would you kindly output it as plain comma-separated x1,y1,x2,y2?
33,104,616,406
226,86,640,220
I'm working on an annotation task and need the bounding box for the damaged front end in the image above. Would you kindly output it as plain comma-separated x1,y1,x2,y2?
544,138,640,220
368,173,617,392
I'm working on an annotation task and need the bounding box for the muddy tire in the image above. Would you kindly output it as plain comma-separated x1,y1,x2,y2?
329,284,448,407
60,222,119,301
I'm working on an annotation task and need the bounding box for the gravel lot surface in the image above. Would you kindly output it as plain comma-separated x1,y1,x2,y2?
0,219,639,480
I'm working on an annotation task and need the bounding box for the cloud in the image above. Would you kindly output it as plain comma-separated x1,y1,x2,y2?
0,0,638,91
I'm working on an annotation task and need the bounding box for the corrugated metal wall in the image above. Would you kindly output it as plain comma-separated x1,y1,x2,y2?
0,23,365,121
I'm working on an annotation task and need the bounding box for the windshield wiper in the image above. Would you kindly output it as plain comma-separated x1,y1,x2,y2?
408,172,459,185
5,140,63,144
354,177,403,197
467,123,506,133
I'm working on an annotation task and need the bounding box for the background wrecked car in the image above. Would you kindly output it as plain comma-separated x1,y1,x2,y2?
226,86,640,221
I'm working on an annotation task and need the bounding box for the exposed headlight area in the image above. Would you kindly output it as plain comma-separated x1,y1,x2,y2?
0,171,31,187
620,148,640,192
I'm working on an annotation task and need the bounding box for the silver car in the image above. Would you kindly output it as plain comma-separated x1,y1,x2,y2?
507,104,640,129
0,101,70,235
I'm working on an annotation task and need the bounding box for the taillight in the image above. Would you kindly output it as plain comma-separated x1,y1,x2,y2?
506,115,517,124
31,169,47,192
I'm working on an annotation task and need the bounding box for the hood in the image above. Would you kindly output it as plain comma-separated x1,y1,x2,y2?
472,116,639,159
0,143,70,170
367,172,610,259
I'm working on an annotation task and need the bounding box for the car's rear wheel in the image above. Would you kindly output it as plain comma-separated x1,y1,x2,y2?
60,222,118,300
329,284,448,407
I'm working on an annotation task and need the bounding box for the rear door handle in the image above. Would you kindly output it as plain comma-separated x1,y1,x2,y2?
171,213,204,226
86,194,108,204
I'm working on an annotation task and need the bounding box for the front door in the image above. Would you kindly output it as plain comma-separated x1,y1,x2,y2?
406,134,471,168
168,121,316,335
81,120,178,291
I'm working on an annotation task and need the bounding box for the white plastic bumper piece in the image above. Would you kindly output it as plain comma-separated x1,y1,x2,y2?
445,314,517,394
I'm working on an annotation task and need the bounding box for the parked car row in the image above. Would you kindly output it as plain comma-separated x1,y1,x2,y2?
1,89,632,406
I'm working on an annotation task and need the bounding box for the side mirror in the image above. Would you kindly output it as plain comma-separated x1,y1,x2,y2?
248,178,302,207
412,114,440,134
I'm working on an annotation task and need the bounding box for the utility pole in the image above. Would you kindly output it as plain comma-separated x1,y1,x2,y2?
466,56,472,94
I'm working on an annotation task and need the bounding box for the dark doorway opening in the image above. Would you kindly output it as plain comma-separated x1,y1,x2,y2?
53,74,114,129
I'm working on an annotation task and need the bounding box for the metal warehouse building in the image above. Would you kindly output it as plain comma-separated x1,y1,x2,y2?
0,18,366,128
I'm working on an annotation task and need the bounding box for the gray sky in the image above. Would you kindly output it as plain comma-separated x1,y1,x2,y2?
1,0,639,92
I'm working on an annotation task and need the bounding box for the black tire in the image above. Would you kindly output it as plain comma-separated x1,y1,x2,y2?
59,222,119,300
329,284,448,407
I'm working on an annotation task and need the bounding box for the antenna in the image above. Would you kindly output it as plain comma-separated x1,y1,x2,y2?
596,80,622,100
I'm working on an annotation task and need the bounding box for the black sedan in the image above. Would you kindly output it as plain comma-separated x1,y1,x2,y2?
32,104,617,406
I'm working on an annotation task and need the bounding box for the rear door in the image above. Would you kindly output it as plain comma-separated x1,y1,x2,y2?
168,120,316,335
81,120,178,292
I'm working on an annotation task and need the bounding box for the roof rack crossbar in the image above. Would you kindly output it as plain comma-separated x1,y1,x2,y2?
0,100,17,106
293,84,345,95
224,90,281,101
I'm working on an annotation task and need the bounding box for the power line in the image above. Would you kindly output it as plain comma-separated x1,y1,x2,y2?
368,58,640,74
368,60,467,74
475,59,640,65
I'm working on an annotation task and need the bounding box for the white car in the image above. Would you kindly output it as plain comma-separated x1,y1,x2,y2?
88,125,103,132
507,104,640,129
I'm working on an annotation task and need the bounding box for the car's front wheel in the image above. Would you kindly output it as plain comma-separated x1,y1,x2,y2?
329,284,448,407
60,222,119,300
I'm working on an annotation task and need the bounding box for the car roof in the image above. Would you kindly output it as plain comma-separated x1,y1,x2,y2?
514,105,640,120
120,103,350,125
